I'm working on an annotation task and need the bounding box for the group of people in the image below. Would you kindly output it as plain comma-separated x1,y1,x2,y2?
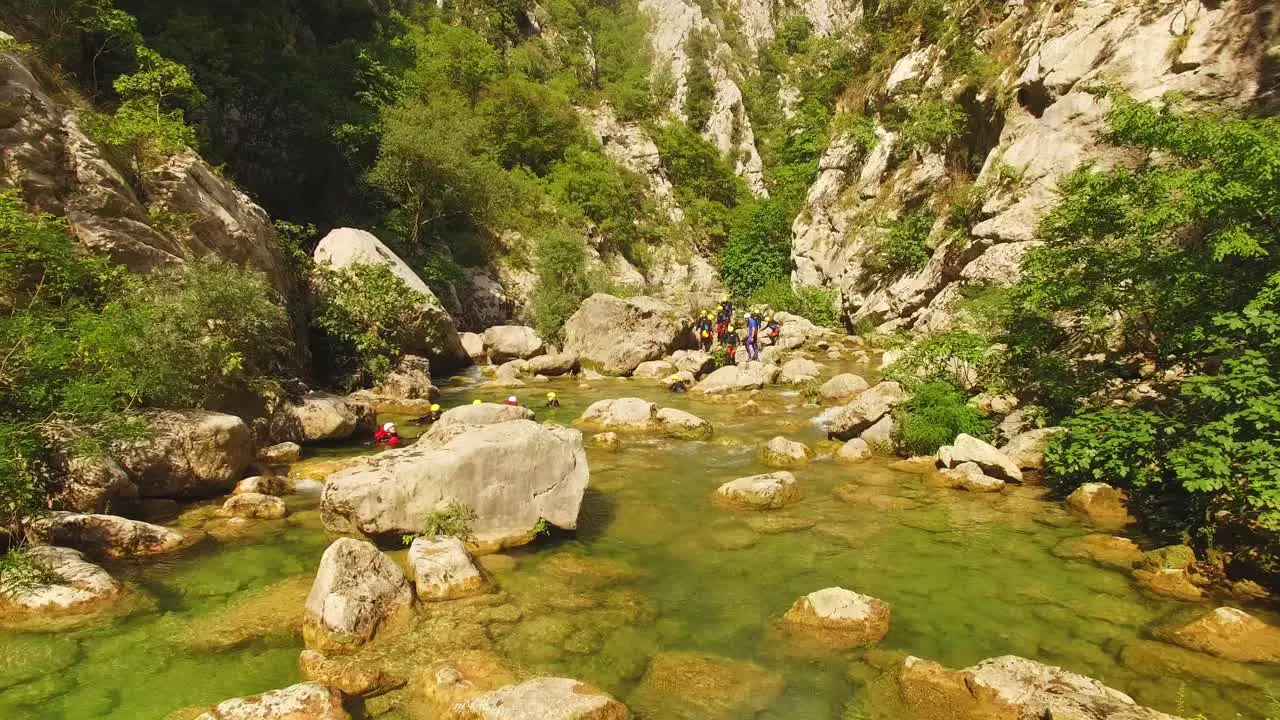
694,296,783,362
371,392,563,447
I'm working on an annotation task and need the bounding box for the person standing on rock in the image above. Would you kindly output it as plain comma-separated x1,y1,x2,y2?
745,312,761,361
764,315,782,345
723,326,740,363
697,312,715,351
373,422,402,447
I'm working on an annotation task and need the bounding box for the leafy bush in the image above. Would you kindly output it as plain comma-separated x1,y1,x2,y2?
864,210,936,277
749,280,842,329
94,46,205,167
897,99,966,153
545,147,652,260
719,199,794,297
882,330,998,391
683,28,716,131
311,262,437,387
892,380,993,456
530,229,593,342
1043,407,1164,494
480,77,583,174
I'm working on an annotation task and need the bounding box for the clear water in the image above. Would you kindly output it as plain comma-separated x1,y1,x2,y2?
1,359,1276,719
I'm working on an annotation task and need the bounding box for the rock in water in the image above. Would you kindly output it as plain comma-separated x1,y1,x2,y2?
671,349,716,377
0,546,120,618
194,682,350,720
819,373,869,402
779,358,820,384
314,227,466,367
298,650,397,697
940,462,1005,493
562,294,694,375
715,472,799,510
462,332,486,360
50,454,137,514
760,436,812,467
782,587,891,648
1051,534,1143,569
321,420,588,551
428,403,535,435
219,493,287,520
27,512,185,559
577,398,658,431
271,392,375,444
897,654,1182,720
655,408,713,440
835,438,872,464
114,410,251,498
259,442,302,465
692,362,781,393
1155,607,1280,664
449,677,630,720
303,538,413,653
525,352,579,377
814,382,908,440
408,537,485,601
234,475,290,496
936,434,1023,483
629,651,784,720
481,325,545,363
1066,482,1136,527
633,360,676,379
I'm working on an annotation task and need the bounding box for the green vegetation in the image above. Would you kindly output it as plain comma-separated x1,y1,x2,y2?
895,99,966,154
999,95,1280,582
748,280,841,330
865,210,936,277
0,191,291,538
720,200,794,297
402,501,478,545
883,330,997,392
893,380,993,456
530,230,594,342
683,29,717,131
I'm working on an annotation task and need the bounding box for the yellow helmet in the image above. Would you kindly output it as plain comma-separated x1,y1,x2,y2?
547,391,557,399
721,295,729,302
727,327,735,333
472,399,483,405
430,403,440,412
766,316,774,322
705,312,713,319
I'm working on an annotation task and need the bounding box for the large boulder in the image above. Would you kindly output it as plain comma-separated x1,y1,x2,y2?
562,294,694,375
577,398,657,431
114,410,251,498
936,434,1023,483
271,392,375,444
819,373,869,402
321,420,588,551
655,407,713,440
303,538,414,653
1155,607,1280,664
426,403,536,440
813,381,907,440
714,472,799,510
369,355,439,402
633,360,677,379
897,655,1180,720
193,682,350,720
999,427,1065,470
259,442,302,465
693,362,781,394
314,228,467,367
526,352,579,377
0,546,120,619
760,436,813,467
481,326,545,363
462,332,486,360
450,677,630,720
1067,482,1136,527
671,349,716,377
782,587,891,648
299,650,398,698
408,536,485,602
779,358,821,384
27,512,185,560
835,438,872,464
940,462,1005,493
49,455,137,514
219,493,287,520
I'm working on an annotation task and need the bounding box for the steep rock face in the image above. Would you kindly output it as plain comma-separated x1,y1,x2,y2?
0,51,294,296
790,0,1270,331
583,104,683,222
639,0,767,194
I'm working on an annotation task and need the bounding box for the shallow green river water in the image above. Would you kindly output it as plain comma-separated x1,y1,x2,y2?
1,359,1276,719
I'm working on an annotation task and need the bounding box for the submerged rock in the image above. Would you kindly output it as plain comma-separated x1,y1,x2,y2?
835,438,872,464
1133,568,1205,602
27,512,185,559
303,538,414,653
1052,534,1143,569
782,587,891,648
1067,482,1136,527
193,681,349,720
655,407,713,440
321,420,588,550
760,436,813,467
408,536,485,601
299,649,399,697
937,434,1022,483
449,676,629,720
1134,545,1197,572
562,294,694,375
820,373,870,402
591,432,621,451
1120,639,1264,688
115,410,252,498
218,493,287,520
715,472,799,510
1155,607,1280,664
629,651,784,720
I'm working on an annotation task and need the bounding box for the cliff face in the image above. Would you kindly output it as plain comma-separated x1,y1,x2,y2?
788,0,1275,331
0,48,294,299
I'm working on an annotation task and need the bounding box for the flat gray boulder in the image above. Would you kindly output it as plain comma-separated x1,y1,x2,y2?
715,472,799,509
693,362,781,394
303,538,413,652
562,294,694,375
321,420,588,551
577,398,657,431
941,462,1005,492
526,352,579,376
655,407,713,440
633,360,676,379
819,373,869,401
813,381,907,441
27,512,186,560
449,677,629,720
671,349,715,377
779,358,820,384
422,403,536,443
218,492,287,519
408,536,485,601
272,392,375,444
937,433,1023,483
760,436,813,467
482,325,545,363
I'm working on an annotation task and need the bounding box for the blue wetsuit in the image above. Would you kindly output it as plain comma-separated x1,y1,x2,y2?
745,315,760,360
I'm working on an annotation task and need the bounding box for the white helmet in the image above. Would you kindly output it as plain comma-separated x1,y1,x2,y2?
507,396,518,403
383,422,396,432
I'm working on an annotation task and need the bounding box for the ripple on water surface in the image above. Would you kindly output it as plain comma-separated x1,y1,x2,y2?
1,360,1277,719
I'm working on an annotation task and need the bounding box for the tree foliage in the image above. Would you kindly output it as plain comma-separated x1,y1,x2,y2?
893,380,992,456
530,230,594,342
719,200,794,297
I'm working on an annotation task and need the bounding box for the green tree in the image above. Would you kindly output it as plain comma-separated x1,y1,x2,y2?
719,199,794,297
530,230,593,341
683,28,716,131
479,77,583,174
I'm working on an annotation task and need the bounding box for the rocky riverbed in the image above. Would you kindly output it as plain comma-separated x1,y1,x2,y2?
1,351,1277,720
